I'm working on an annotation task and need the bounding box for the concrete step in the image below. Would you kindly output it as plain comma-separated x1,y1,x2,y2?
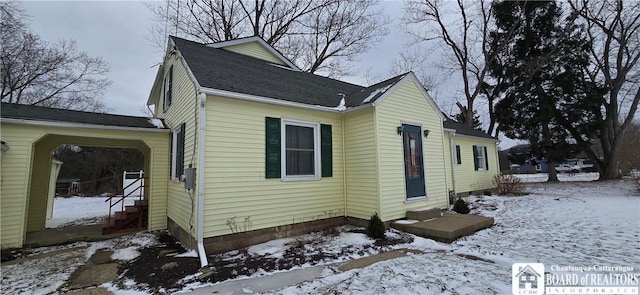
391,213,494,243
406,208,444,221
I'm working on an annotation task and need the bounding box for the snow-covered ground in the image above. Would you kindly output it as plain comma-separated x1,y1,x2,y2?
263,178,640,294
1,232,157,295
514,172,600,183
2,177,638,294
46,195,135,228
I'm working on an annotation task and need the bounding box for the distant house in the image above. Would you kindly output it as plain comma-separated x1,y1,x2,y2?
55,178,80,195
505,144,550,173
0,36,499,266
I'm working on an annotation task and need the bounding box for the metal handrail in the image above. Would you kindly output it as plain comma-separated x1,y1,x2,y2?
105,176,147,232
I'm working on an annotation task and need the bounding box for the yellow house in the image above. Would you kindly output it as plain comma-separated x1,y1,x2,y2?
0,36,499,267
144,36,500,265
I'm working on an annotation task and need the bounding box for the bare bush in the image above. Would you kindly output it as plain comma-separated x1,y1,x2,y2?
493,174,525,195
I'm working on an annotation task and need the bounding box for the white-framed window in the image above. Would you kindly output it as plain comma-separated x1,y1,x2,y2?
474,145,487,170
281,119,320,180
170,122,185,181
163,65,173,111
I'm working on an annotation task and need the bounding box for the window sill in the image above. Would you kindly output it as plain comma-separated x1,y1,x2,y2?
281,175,321,182
404,196,428,204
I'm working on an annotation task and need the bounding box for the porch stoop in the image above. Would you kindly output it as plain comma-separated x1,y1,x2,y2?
103,199,149,234
392,211,494,243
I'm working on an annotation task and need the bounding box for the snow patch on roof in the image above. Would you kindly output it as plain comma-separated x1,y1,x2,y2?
148,118,165,128
362,83,395,104
333,96,347,111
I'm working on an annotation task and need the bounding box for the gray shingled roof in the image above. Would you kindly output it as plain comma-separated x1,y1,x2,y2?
172,36,365,108
1,103,165,129
443,119,497,140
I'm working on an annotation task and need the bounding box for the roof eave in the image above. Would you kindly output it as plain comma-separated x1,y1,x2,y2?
200,87,341,113
1,117,170,133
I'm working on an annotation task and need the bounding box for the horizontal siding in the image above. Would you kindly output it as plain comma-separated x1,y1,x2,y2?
0,123,169,249
344,108,380,219
159,56,200,237
452,136,499,193
375,78,449,221
0,124,33,248
223,42,286,65
203,96,345,238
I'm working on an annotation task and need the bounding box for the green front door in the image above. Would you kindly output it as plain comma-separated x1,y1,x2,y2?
402,124,426,198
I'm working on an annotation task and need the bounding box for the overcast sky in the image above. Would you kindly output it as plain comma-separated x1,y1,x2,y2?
21,1,410,116
20,1,521,148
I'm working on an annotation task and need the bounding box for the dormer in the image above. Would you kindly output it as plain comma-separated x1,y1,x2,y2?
207,36,300,71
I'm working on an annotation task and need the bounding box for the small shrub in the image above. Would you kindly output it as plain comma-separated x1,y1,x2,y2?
366,212,386,239
453,198,470,214
494,174,525,195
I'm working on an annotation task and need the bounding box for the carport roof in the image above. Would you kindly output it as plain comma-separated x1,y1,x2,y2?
1,103,165,129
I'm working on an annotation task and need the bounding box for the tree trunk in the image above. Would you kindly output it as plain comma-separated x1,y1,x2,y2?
599,148,621,180
547,160,559,182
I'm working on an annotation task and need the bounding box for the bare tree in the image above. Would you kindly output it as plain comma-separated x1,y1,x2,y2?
568,0,640,179
403,0,501,133
0,2,111,112
147,0,387,76
389,47,436,91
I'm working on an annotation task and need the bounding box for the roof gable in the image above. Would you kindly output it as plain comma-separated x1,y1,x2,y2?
351,73,444,120
208,36,300,71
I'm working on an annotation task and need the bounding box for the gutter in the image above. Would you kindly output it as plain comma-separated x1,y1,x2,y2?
196,92,208,267
0,118,169,133
200,87,341,113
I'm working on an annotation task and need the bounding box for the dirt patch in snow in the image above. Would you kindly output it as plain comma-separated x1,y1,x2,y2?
201,227,413,285
114,232,200,293
114,227,413,293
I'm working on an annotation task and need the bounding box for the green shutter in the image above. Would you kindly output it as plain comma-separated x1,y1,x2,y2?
167,65,173,107
177,122,185,177
321,124,332,177
265,117,281,178
472,145,479,171
484,146,489,170
455,145,461,165
169,131,174,179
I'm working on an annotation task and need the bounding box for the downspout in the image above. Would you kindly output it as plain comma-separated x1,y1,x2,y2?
197,92,208,267
449,132,458,200
341,114,347,218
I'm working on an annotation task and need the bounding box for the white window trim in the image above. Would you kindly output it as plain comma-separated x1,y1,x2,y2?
170,127,181,181
281,119,320,181
476,145,487,171
163,68,171,111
